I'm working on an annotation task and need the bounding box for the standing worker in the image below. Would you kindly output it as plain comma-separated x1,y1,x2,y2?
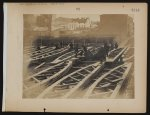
114,41,118,49
82,45,87,54
110,39,114,50
104,42,109,57
59,41,63,48
55,43,59,49
74,44,79,57
99,46,106,64
82,45,90,60
69,42,73,50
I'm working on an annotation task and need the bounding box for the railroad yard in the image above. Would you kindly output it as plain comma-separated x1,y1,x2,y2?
23,39,134,99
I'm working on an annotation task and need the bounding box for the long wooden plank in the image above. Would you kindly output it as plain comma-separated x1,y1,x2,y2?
111,78,123,82
123,55,134,61
69,76,80,82
104,78,112,82
51,51,75,64
106,47,127,62
103,68,111,71
91,66,95,69
27,46,69,62
110,73,120,78
110,63,132,98
83,68,92,73
114,70,124,74
36,73,53,76
120,67,126,71
24,61,72,91
25,62,64,80
77,72,87,77
32,77,40,83
34,62,45,70
72,67,82,69
100,83,111,88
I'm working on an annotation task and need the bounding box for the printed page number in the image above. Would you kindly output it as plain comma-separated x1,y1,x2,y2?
131,8,140,12
76,8,80,11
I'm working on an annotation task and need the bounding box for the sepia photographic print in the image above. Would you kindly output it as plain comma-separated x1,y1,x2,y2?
3,3,147,112
23,14,135,99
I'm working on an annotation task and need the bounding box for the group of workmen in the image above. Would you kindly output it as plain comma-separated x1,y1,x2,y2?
54,41,64,49
53,41,88,57
53,39,118,63
69,42,88,58
97,40,118,63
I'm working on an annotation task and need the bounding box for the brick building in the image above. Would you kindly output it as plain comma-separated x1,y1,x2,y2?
98,14,134,46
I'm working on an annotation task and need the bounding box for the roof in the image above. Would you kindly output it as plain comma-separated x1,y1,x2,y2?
72,18,89,23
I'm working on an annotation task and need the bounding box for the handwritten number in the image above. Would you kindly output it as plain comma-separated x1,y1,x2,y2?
76,8,80,11
131,8,140,12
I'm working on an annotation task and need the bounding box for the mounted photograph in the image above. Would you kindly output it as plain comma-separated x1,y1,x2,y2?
23,14,135,99
3,3,147,112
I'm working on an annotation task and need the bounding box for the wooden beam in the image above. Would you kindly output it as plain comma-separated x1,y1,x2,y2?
77,72,86,77
23,85,28,89
83,68,92,73
25,62,63,80
91,66,95,69
114,70,124,74
34,62,45,70
32,77,40,83
110,73,120,78
112,78,123,83
100,83,111,88
69,76,80,82
103,68,111,71
72,67,82,69
104,78,112,82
